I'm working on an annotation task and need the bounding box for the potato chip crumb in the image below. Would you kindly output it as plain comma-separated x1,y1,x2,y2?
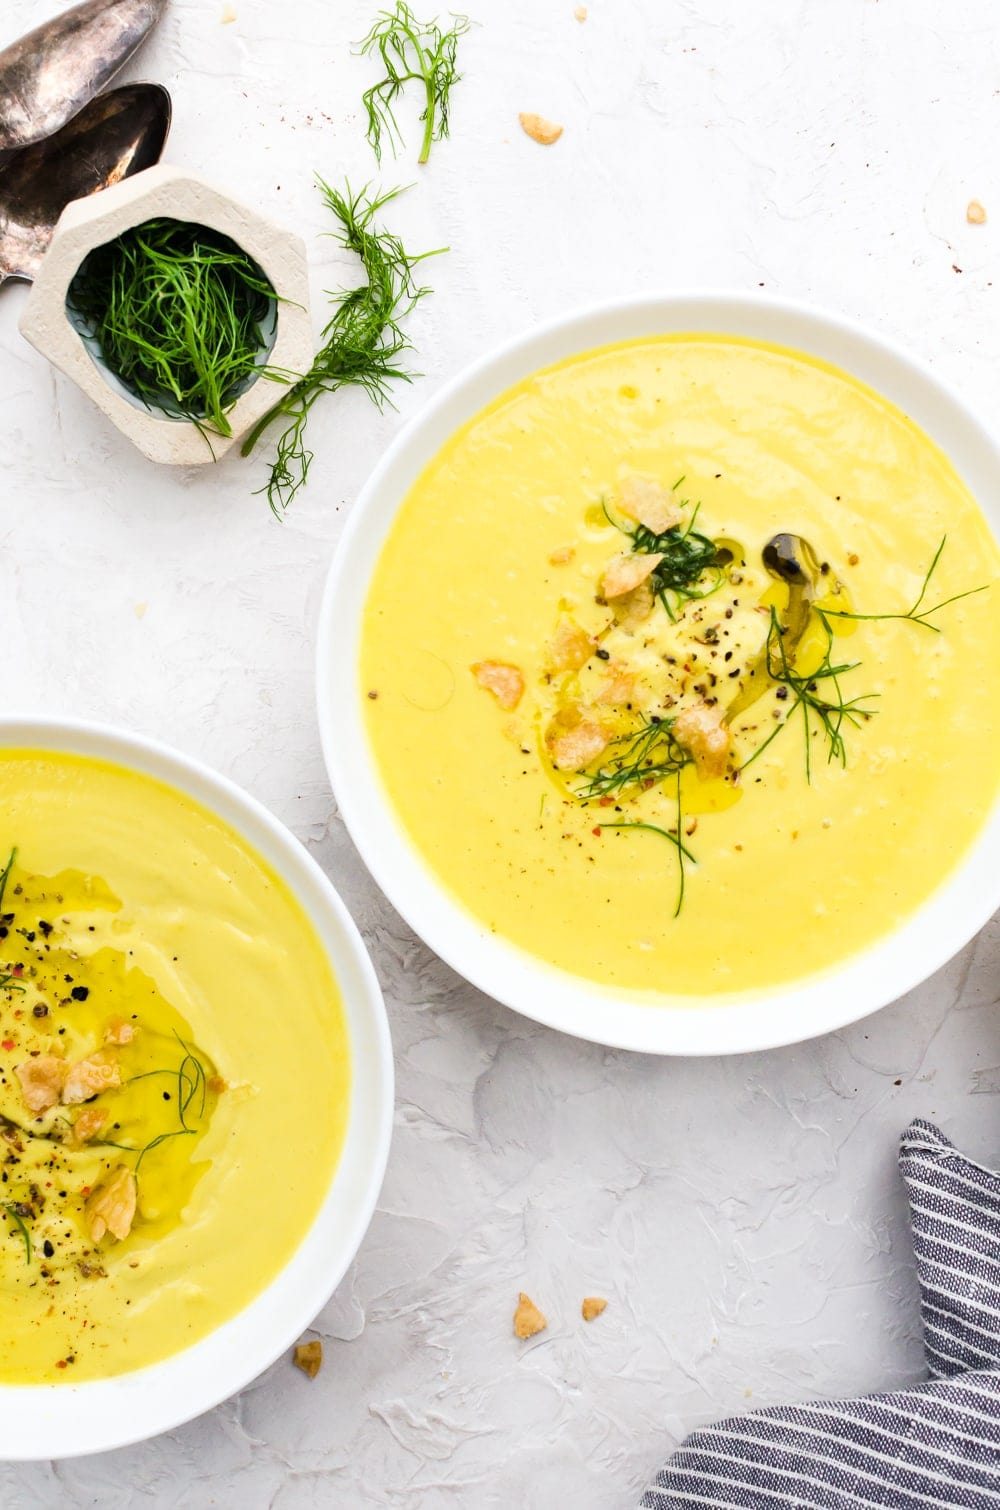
548,619,595,673
86,1166,137,1243
549,721,609,771
15,1054,66,1113
673,702,731,780
519,113,563,146
967,198,987,224
514,1292,547,1338
614,579,655,630
602,551,663,599
574,5,588,17
72,1105,108,1145
62,1053,121,1105
207,1074,227,1094
294,1339,323,1378
620,476,682,535
472,660,524,711
104,1017,135,1045
133,602,147,620
549,545,575,565
221,2,237,20
582,1296,607,1321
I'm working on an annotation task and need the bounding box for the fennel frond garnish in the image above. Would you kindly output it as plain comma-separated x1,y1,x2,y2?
820,536,990,632
66,222,275,438
358,2,470,165
3,1203,31,1266
241,180,441,516
0,847,15,911
599,787,696,920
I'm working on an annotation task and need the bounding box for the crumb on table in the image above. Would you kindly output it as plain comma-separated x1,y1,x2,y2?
514,1292,547,1338
294,1339,323,1378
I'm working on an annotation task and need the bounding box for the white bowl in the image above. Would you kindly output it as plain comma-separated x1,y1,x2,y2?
317,293,1000,1057
0,716,392,1460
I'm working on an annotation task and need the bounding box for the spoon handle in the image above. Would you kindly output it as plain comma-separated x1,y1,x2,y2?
0,0,167,156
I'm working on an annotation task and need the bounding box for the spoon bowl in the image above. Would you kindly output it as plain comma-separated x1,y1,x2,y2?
0,0,167,158
0,82,171,283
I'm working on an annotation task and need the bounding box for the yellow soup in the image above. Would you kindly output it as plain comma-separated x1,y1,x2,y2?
361,336,1000,997
0,750,349,1383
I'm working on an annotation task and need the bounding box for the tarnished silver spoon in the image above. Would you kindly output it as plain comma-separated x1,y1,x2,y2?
0,81,171,284
0,0,167,159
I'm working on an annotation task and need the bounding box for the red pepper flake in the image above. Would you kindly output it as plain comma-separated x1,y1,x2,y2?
1,1039,14,1052
80,1187,91,1197
591,827,602,837
55,1359,68,1369
598,796,615,807
11,964,23,977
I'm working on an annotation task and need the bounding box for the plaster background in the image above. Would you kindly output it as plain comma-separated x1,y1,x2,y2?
0,0,997,1505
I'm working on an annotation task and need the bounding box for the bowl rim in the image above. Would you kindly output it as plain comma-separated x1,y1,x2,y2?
316,290,1000,1056
0,715,393,1460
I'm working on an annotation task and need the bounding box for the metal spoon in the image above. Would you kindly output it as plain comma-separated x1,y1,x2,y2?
0,0,167,159
0,81,171,284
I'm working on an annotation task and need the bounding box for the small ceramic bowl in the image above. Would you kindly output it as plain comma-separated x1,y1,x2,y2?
18,165,313,465
0,716,392,1460
316,292,1000,1056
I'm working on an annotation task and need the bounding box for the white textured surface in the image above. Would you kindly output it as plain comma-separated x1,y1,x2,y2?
0,0,998,1504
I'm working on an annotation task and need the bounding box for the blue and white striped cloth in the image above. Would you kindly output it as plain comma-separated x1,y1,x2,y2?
641,1119,1000,1509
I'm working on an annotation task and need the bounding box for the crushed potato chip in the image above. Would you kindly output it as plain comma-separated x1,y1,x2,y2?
620,476,682,535
549,545,575,565
519,113,563,146
602,551,663,599
72,1105,108,1145
86,1166,137,1243
967,198,987,224
472,660,525,711
14,1054,66,1113
582,1296,607,1321
514,1292,547,1338
62,1053,121,1105
673,701,731,780
614,579,655,630
548,619,594,673
294,1339,323,1378
549,721,609,771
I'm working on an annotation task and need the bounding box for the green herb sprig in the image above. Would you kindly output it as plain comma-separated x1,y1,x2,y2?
0,847,15,911
575,716,689,802
67,220,276,440
743,609,879,781
3,1203,31,1265
358,2,470,165
241,181,441,516
821,536,989,633
604,483,728,621
599,774,695,918
105,1036,210,1175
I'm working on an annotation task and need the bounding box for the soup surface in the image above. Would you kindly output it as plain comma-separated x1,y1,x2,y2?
0,750,349,1383
361,335,1000,997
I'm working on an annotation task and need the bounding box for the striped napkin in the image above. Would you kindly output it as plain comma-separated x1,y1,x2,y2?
641,1119,1000,1509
